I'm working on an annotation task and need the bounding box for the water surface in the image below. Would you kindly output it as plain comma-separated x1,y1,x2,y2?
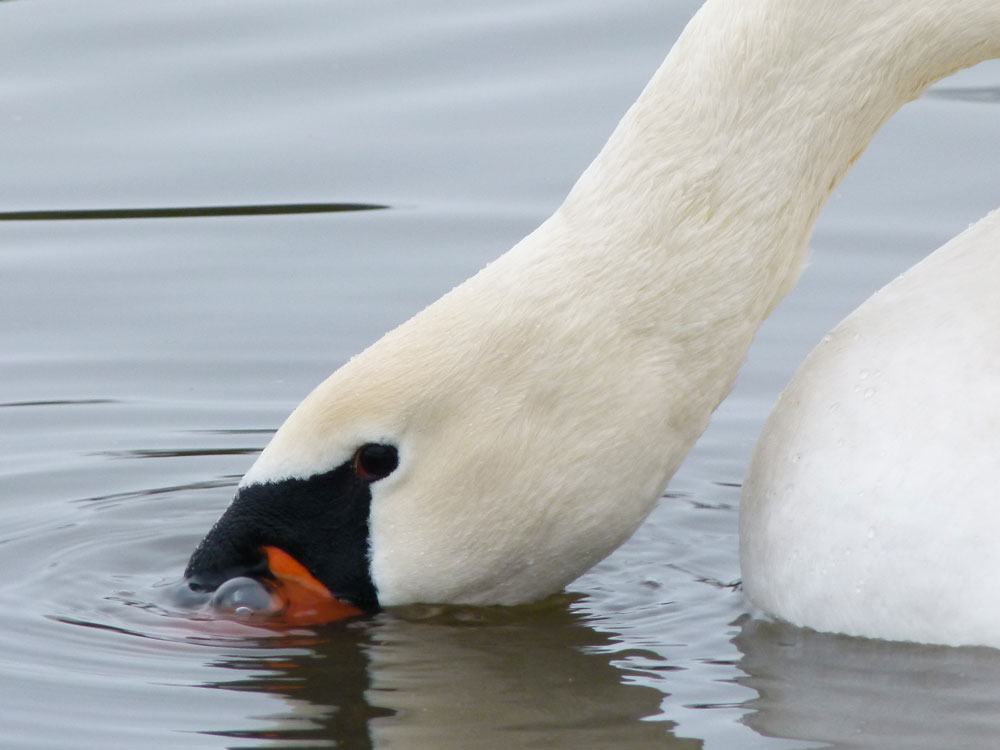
3,1,1000,748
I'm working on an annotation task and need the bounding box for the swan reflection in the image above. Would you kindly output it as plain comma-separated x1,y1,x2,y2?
202,600,701,749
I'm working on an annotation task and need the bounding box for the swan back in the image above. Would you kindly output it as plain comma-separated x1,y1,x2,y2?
742,210,1000,646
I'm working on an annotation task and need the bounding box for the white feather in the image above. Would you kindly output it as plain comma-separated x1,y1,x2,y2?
742,210,1000,647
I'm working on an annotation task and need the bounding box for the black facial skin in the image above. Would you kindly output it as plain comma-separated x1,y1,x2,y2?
184,447,397,609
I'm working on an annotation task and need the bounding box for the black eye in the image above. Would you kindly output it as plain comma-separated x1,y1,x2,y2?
353,443,398,481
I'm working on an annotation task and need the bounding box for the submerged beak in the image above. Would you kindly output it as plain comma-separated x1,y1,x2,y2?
184,544,362,625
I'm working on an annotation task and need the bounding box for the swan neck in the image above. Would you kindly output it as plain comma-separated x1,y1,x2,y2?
559,0,1000,294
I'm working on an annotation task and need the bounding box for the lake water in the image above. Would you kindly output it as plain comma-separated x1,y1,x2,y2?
3,2,1000,748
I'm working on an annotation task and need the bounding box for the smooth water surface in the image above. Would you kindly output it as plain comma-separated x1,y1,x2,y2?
3,2,1000,748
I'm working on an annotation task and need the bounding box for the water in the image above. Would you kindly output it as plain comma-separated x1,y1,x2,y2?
3,1,1000,748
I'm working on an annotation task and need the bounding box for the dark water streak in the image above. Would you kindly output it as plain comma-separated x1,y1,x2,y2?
0,203,388,222
928,85,1000,103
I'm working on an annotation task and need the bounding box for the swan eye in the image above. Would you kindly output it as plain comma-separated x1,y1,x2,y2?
353,443,399,481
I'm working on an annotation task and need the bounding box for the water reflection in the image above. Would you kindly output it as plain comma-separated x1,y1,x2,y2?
736,619,1000,749
206,602,703,749
201,626,383,749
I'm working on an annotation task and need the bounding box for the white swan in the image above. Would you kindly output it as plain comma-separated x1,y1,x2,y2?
741,210,1000,647
185,0,1000,644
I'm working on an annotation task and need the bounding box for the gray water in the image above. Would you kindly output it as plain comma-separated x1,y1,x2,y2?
3,2,1000,748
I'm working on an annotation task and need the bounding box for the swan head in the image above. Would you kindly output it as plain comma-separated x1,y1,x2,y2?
183,241,682,614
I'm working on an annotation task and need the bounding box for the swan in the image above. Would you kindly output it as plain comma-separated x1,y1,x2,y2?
185,0,1000,643
741,211,1000,647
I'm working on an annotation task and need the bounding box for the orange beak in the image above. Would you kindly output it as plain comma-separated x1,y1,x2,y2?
260,546,363,625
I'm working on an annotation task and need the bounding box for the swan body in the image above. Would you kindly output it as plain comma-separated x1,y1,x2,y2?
742,210,1000,647
186,0,1000,643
